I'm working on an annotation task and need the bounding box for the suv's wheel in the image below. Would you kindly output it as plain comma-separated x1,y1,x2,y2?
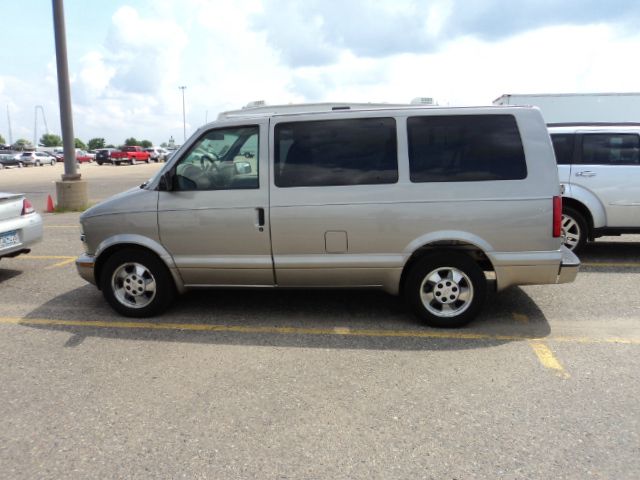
50,159,55,166
405,251,486,328
100,248,175,317
562,207,587,253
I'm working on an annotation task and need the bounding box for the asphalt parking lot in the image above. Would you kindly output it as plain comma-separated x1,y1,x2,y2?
1,162,639,479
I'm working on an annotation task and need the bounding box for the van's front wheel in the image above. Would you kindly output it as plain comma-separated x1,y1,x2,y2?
101,249,175,317
405,252,486,328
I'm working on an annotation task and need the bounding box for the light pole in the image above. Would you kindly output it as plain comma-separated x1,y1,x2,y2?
179,86,187,142
52,0,87,210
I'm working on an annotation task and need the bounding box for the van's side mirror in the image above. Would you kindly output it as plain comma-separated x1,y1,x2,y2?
158,171,174,191
234,161,251,174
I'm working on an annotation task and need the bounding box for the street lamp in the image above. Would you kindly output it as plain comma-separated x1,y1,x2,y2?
179,86,187,142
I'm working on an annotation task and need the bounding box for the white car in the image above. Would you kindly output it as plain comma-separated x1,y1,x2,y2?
19,151,57,166
550,124,640,252
0,192,43,260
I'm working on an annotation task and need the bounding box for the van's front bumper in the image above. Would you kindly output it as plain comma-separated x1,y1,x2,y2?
76,253,97,286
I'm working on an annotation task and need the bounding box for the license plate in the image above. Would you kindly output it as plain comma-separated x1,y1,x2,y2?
0,230,19,250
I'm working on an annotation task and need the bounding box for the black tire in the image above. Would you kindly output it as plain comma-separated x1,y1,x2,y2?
97,160,103,165
405,251,486,328
100,248,175,318
561,206,588,253
130,158,135,165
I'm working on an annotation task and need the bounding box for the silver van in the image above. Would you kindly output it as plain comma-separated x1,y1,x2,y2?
76,104,579,328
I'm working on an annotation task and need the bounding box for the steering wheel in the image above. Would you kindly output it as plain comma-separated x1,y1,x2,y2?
200,153,219,171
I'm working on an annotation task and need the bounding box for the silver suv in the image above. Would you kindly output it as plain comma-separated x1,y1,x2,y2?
76,104,579,328
549,123,640,252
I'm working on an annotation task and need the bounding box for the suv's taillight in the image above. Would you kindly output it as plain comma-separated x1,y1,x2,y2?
21,199,35,215
553,196,562,238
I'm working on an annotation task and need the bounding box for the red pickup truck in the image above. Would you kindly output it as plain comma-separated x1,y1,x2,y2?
110,146,151,165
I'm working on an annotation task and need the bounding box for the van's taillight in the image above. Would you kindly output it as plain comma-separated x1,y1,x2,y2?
21,199,35,215
553,196,562,238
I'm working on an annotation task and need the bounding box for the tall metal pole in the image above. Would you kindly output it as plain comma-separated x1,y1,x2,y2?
52,0,78,180
179,86,186,142
7,105,13,146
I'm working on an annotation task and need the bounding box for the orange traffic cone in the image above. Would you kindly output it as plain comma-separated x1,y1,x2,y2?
45,195,55,213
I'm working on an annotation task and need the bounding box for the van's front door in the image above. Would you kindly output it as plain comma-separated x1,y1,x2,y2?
157,122,274,286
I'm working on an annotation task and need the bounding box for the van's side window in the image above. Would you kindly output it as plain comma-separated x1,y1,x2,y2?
173,126,259,191
274,118,398,187
407,115,527,182
550,134,574,165
581,134,640,165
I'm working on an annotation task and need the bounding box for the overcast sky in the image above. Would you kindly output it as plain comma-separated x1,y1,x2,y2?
1,0,640,146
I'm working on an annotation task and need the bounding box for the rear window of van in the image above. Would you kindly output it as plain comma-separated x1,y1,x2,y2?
407,115,527,182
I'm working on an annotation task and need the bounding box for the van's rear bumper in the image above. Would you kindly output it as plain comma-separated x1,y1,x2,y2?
492,246,579,290
557,246,580,284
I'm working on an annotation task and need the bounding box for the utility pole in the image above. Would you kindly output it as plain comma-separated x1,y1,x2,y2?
6,105,13,146
33,106,49,149
52,0,87,209
179,86,187,142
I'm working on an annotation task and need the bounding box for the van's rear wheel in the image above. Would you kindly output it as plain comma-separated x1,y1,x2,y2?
561,207,587,253
405,251,486,328
101,248,175,317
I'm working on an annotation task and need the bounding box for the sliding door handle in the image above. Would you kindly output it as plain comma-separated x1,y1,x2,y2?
256,207,265,232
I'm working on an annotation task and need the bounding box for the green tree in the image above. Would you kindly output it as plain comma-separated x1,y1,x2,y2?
13,139,33,151
74,138,87,149
105,144,116,148
140,139,152,148
87,137,105,150
124,137,139,146
39,133,62,147
160,142,168,148
0,133,6,145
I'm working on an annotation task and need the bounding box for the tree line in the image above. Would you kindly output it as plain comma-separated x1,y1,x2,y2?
1,133,155,151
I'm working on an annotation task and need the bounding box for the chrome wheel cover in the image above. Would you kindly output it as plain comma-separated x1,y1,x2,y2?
111,262,157,309
419,267,474,318
561,214,581,251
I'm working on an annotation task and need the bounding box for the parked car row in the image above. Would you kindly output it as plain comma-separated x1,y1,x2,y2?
94,146,170,165
0,151,57,168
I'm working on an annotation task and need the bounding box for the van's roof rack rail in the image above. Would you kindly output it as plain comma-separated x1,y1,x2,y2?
217,102,411,120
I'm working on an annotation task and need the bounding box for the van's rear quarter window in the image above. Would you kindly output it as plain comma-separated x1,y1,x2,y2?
407,114,527,182
275,117,398,187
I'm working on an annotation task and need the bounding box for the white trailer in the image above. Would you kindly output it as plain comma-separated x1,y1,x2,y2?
493,92,640,124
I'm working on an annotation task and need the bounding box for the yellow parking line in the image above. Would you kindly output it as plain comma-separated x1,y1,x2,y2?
0,317,638,345
529,341,570,378
582,262,640,268
45,258,78,269
16,255,76,260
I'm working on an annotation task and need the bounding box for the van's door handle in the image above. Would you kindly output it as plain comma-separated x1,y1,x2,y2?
576,171,596,177
256,207,265,232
